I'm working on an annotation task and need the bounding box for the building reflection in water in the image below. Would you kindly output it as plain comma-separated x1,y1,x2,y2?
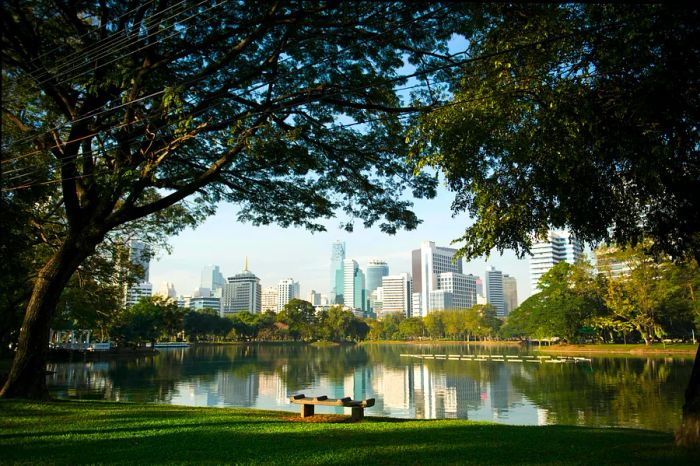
46,346,688,431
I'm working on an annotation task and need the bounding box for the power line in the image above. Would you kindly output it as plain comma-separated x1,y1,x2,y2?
2,3,442,152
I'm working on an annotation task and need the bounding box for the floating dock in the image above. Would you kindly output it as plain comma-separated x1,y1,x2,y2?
399,354,591,364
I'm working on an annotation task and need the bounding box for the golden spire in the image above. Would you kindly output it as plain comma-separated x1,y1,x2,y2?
244,256,248,272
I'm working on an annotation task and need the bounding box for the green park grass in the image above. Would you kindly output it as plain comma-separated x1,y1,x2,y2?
1,400,697,465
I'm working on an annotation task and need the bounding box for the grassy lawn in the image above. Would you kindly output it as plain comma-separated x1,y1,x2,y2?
0,400,696,465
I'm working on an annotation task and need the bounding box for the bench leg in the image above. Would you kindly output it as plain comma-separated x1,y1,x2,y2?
351,407,364,421
301,404,314,418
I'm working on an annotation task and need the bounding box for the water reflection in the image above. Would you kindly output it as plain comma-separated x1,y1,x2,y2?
47,343,692,431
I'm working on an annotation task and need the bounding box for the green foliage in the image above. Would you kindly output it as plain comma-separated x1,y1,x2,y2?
277,299,317,341
410,5,700,261
183,311,233,342
503,249,699,344
503,261,607,342
2,1,465,396
601,246,699,344
110,296,185,346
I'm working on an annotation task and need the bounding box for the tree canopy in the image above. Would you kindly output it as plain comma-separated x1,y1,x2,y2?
409,4,700,260
1,1,466,398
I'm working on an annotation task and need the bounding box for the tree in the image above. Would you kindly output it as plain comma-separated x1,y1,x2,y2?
409,6,700,441
110,296,184,347
1,2,464,398
398,317,425,340
278,299,317,341
410,5,699,261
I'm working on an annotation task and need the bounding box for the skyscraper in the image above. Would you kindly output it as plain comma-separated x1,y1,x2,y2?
123,240,153,306
365,259,389,311
201,265,225,296
221,260,261,315
379,273,412,319
411,241,463,317
485,266,506,317
277,278,300,311
529,229,584,292
330,241,345,304
343,259,365,311
502,275,518,315
436,272,478,309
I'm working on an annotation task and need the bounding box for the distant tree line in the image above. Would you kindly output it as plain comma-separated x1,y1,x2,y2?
502,246,699,344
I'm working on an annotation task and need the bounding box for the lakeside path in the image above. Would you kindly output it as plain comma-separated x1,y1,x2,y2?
1,400,697,465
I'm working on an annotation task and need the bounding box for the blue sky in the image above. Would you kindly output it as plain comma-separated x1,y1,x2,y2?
149,183,534,305
150,35,538,305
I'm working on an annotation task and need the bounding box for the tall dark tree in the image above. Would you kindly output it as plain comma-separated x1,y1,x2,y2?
1,2,463,398
409,4,699,446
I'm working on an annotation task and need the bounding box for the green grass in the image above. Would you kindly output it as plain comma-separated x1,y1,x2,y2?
0,400,696,465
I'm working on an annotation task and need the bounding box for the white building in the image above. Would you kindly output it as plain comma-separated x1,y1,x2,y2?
155,281,177,300
379,273,412,318
123,240,153,307
189,296,221,313
436,272,478,310
485,267,506,317
261,287,279,313
221,261,261,315
277,278,300,311
411,241,463,317
529,229,584,292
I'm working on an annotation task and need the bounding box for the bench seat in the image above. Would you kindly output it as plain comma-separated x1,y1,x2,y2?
289,394,375,420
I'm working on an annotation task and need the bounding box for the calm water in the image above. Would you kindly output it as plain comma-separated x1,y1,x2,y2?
47,343,694,432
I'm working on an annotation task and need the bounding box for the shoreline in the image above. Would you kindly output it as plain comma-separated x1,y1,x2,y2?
535,343,698,356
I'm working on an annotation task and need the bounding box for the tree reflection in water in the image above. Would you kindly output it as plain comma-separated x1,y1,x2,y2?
46,344,692,431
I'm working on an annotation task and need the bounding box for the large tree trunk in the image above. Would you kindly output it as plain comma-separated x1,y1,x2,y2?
0,235,97,399
676,344,700,447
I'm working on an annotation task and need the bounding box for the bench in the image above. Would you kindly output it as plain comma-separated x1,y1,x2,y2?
289,394,375,421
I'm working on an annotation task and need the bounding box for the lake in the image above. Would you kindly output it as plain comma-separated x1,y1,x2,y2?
46,343,693,432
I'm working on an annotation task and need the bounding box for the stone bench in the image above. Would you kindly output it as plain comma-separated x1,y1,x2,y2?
289,394,375,421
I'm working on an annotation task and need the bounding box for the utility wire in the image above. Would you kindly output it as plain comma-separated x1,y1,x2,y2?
2,3,443,152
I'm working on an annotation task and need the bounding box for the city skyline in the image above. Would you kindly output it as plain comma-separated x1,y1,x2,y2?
149,188,543,307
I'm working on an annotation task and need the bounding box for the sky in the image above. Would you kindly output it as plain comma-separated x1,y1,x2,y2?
149,183,535,305
150,35,538,305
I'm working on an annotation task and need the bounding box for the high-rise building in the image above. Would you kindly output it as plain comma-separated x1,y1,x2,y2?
343,259,365,311
261,287,278,312
307,290,323,306
436,272,478,309
201,265,225,296
379,273,412,318
429,289,453,311
221,260,261,315
189,296,221,313
594,245,632,278
485,267,506,317
123,240,153,306
411,241,463,317
502,275,518,315
365,259,389,310
330,241,345,304
155,281,177,300
529,229,584,292
277,278,300,311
